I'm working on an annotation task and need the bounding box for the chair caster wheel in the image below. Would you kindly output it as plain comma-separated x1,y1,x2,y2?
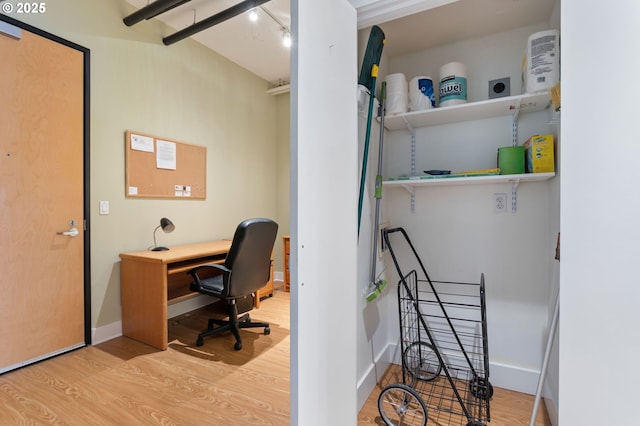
234,341,242,350
196,337,204,347
264,326,270,335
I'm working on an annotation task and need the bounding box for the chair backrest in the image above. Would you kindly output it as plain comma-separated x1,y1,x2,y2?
224,218,278,299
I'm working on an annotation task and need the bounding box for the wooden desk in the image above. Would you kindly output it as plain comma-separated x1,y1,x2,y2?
120,240,232,350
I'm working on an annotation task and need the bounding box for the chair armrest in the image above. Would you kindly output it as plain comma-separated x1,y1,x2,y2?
187,264,229,288
189,263,229,276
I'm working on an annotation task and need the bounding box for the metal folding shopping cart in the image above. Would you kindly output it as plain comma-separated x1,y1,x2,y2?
378,227,492,426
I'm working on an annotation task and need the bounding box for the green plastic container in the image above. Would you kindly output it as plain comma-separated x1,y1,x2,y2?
498,146,525,175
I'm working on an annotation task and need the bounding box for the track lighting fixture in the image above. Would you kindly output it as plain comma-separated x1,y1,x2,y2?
124,0,291,50
282,30,291,48
258,5,291,49
248,8,259,22
163,0,270,46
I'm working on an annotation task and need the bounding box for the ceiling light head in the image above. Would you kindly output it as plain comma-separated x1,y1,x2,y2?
282,30,291,48
248,8,258,22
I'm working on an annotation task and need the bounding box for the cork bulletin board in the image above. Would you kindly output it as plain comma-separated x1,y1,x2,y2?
124,130,206,199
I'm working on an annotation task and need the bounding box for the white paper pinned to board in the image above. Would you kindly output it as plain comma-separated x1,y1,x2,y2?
130,133,154,152
156,140,176,170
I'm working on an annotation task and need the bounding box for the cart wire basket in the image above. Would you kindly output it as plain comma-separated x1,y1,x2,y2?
378,227,492,426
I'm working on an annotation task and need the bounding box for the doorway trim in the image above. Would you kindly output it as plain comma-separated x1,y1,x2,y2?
0,14,92,345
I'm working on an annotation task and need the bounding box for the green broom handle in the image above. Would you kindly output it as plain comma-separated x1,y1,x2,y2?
357,65,379,237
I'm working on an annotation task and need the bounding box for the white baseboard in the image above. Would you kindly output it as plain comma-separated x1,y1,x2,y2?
357,342,395,410
91,321,122,345
489,361,541,394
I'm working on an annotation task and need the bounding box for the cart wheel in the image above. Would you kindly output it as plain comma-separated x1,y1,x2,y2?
403,341,442,382
469,377,493,400
377,384,427,426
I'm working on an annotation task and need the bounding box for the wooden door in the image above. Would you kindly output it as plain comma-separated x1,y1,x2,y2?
0,18,89,372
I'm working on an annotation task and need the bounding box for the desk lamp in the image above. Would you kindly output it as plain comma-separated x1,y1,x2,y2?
151,217,175,251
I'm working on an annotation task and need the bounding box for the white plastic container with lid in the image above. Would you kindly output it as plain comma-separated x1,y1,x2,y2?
522,29,559,93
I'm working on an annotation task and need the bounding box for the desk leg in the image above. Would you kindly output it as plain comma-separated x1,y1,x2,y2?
121,259,168,350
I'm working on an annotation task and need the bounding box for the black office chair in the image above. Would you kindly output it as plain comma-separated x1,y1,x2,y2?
187,218,278,350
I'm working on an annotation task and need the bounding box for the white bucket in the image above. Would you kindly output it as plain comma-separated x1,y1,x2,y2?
408,76,435,111
522,29,559,93
385,73,408,115
439,62,467,107
357,84,379,118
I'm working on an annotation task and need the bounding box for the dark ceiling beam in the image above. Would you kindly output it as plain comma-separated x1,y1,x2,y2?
123,0,192,27
162,0,271,46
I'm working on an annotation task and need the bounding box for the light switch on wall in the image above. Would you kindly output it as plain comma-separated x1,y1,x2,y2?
99,200,109,215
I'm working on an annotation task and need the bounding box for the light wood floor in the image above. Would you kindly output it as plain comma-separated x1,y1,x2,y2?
0,289,550,425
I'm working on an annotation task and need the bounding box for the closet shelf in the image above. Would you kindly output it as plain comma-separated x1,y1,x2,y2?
383,172,555,190
383,92,551,131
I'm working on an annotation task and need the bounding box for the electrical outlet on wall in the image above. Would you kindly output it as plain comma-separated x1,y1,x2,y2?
493,193,507,213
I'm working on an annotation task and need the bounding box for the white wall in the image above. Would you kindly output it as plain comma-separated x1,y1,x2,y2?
291,0,358,424
368,23,560,395
274,92,291,274
560,0,640,423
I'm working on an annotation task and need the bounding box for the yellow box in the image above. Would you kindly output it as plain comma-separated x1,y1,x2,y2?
523,134,555,173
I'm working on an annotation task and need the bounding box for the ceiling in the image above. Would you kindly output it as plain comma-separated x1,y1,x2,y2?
124,0,556,87
124,0,291,86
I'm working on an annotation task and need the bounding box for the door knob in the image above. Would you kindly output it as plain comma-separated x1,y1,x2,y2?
57,227,79,237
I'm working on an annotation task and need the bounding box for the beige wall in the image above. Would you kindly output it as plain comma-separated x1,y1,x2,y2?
274,92,291,273
14,0,284,329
